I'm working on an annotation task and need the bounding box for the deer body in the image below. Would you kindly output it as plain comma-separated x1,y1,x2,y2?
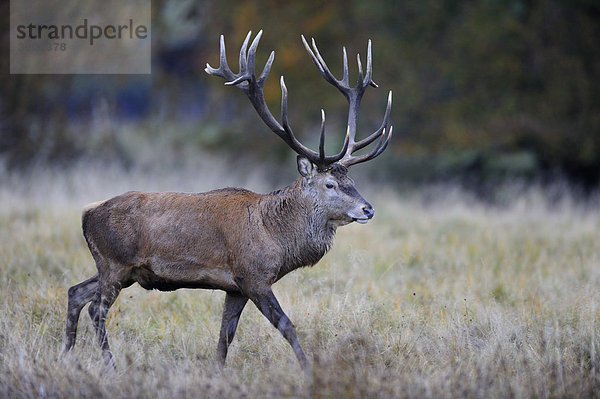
83,174,349,293
64,30,392,371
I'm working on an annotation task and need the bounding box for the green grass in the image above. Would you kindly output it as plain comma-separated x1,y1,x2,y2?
1,167,599,398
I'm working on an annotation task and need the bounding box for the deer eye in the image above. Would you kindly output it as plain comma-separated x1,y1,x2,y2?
325,183,335,189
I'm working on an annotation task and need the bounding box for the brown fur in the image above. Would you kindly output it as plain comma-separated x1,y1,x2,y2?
64,31,391,372
63,159,374,371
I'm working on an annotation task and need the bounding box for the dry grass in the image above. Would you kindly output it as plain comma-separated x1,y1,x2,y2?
1,165,599,398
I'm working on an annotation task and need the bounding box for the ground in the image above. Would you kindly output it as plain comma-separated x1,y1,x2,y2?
1,165,599,398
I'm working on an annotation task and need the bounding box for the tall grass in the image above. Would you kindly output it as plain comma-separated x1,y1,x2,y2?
1,164,599,398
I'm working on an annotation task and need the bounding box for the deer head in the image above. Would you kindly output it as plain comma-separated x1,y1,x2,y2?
205,30,392,225
296,158,373,226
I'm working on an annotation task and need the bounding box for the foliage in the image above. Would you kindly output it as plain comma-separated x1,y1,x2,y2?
1,0,599,188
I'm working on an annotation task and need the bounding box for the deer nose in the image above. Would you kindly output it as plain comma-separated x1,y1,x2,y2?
362,204,375,219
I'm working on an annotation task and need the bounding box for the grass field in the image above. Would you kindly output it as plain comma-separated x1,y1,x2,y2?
1,165,599,398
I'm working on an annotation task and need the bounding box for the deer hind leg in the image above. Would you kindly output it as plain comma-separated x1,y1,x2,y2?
217,291,248,366
64,274,99,352
88,279,121,368
248,288,310,372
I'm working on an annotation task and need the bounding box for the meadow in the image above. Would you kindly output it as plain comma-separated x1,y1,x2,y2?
1,163,599,398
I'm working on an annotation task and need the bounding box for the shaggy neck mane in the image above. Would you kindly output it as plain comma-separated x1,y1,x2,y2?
260,178,336,274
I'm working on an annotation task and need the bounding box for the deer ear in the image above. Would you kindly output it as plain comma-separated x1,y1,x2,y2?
297,156,316,178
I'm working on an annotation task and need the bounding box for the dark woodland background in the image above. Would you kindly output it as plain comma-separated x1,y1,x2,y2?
1,0,599,194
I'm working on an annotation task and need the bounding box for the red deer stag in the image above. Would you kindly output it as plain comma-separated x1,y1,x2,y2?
63,30,392,371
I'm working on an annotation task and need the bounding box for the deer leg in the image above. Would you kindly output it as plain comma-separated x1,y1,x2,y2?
217,291,248,366
249,289,309,371
64,274,99,352
88,281,121,368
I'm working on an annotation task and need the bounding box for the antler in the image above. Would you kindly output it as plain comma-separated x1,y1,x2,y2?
302,36,393,168
205,30,348,170
205,30,392,170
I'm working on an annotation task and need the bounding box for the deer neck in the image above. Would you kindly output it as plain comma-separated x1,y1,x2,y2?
261,178,336,271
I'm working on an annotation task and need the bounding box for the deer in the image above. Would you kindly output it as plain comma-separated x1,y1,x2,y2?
63,30,392,372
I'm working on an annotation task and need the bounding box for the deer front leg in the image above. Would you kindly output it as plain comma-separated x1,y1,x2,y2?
249,288,310,371
217,291,248,366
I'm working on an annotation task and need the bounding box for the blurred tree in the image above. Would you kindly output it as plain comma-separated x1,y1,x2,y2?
1,0,599,189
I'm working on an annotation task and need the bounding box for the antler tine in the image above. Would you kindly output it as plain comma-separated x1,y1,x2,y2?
326,128,351,163
238,31,252,74
374,126,393,157
365,40,378,88
281,77,347,167
204,35,235,81
219,35,229,70
258,51,275,86
279,76,294,137
372,126,393,158
280,77,326,164
302,36,351,95
225,31,254,87
339,91,392,166
356,53,363,88
247,30,263,79
319,109,326,162
342,125,393,167
301,36,320,72
312,38,348,89
315,108,351,165
351,91,392,152
301,37,329,83
342,47,349,87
